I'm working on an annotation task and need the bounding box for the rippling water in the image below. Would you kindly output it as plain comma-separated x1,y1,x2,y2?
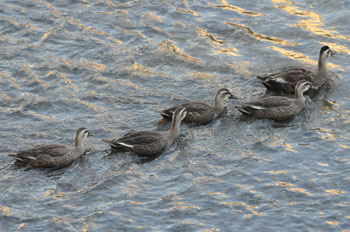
1,0,350,231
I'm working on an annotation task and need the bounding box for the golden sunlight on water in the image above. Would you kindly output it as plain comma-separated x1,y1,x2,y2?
226,22,298,46
271,0,350,41
209,1,264,17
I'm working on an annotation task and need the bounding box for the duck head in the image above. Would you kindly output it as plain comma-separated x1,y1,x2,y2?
172,107,187,124
74,127,92,147
295,80,311,95
216,88,237,100
319,46,335,65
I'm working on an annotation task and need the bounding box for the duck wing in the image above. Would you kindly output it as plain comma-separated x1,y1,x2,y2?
158,106,178,120
103,131,168,156
159,102,214,124
9,144,70,167
185,102,214,122
117,131,163,145
258,68,313,93
235,96,292,116
245,96,292,108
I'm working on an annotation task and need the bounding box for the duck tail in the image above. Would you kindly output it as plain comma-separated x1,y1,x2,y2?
234,105,248,115
9,153,36,162
102,139,133,150
8,154,23,162
158,110,174,119
257,76,275,90
257,75,268,81
234,105,254,115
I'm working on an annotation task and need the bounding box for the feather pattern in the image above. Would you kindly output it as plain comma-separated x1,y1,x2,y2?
160,102,215,124
158,88,234,125
257,68,313,93
257,46,335,94
9,144,71,168
235,81,311,121
104,108,187,157
8,127,91,168
103,131,168,157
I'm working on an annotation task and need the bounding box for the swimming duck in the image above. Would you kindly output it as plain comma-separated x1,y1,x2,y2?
103,108,187,157
9,127,92,168
158,88,236,125
234,80,311,121
257,46,335,94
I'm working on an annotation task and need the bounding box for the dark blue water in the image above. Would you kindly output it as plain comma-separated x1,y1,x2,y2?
1,0,350,231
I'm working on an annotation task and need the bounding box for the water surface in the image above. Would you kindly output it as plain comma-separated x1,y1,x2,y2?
1,0,350,231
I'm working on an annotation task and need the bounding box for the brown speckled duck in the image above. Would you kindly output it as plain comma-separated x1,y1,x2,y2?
158,88,236,125
257,46,335,94
235,80,311,121
103,108,187,157
9,127,92,168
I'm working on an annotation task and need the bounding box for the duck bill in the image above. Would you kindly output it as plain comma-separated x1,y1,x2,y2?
330,50,336,56
228,94,238,99
309,85,318,91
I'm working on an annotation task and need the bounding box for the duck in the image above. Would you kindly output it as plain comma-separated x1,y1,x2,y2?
158,88,236,125
9,127,92,168
234,80,311,121
103,108,187,157
257,46,335,94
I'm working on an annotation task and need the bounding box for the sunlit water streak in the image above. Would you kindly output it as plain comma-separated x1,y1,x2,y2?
0,0,350,231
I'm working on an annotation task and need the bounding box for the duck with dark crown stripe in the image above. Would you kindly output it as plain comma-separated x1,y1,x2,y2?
157,88,236,125
9,127,93,169
235,80,311,121
103,108,187,157
257,46,336,94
